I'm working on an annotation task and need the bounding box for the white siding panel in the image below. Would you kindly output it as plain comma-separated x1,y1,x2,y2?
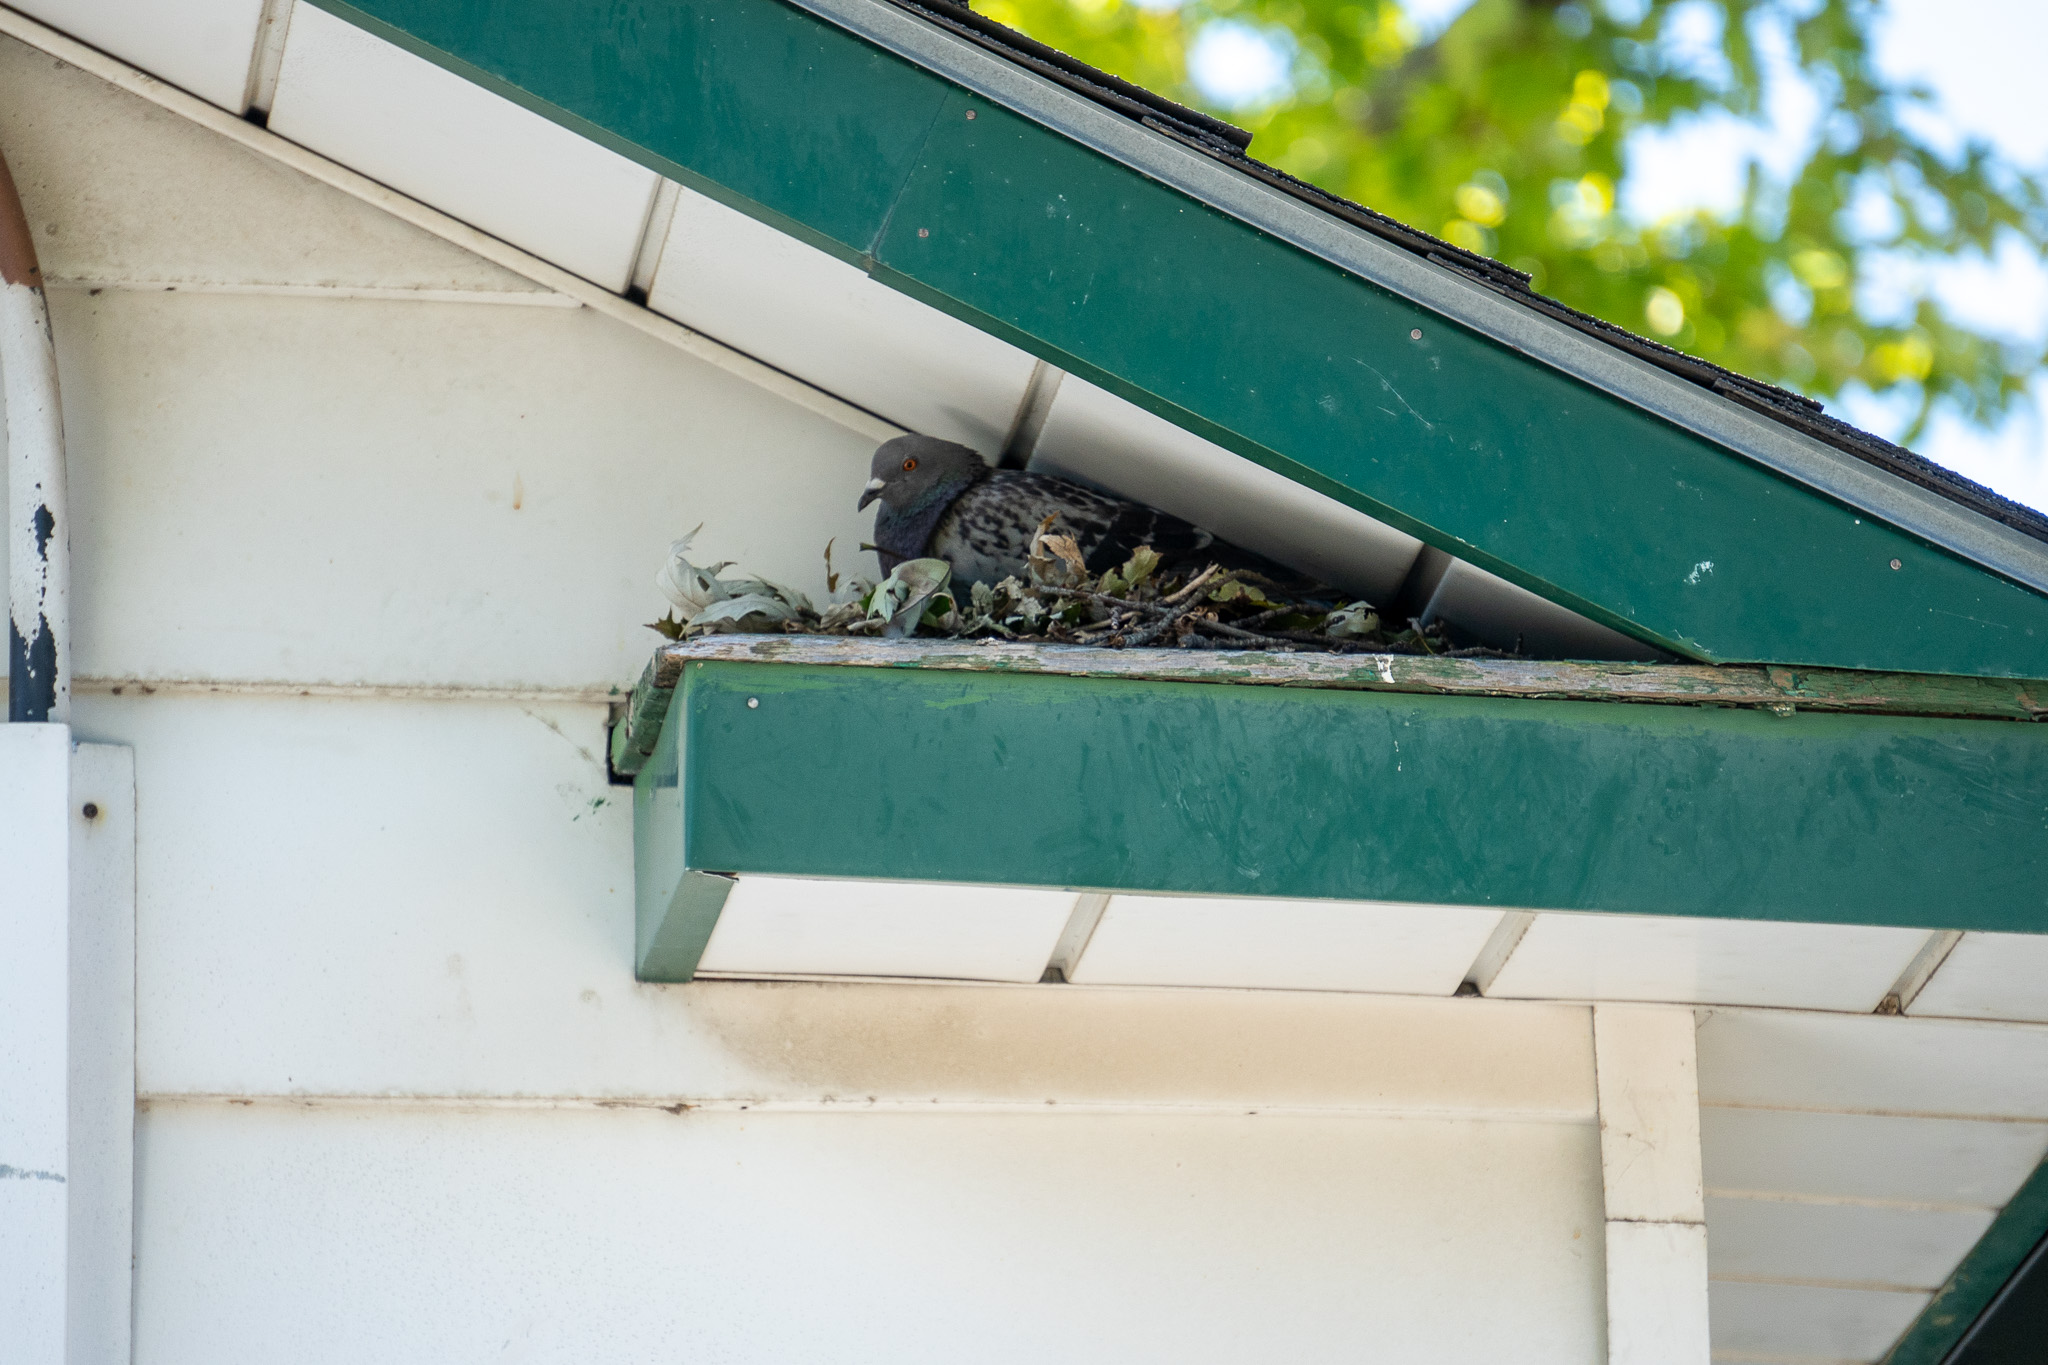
1708,1280,1927,1361
134,1102,1607,1365
1030,375,1423,603
268,5,657,291
1702,1107,2048,1207
81,688,1601,1110
1067,894,1502,995
0,34,548,296
698,876,1075,984
1697,1008,2048,1119
54,290,876,691
1704,1195,1993,1292
87,691,630,1100
1488,912,1925,1012
10,0,262,111
1909,932,2048,1024
649,187,1037,458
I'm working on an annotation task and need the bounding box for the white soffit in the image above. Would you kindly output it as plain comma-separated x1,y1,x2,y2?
1705,1195,1993,1292
11,0,263,111
1068,894,1502,996
695,876,1076,984
1909,931,2048,1024
1702,1107,2048,1207
1422,556,1662,661
1698,1008,2048,1119
1029,375,1423,605
1486,912,1928,1012
0,34,550,297
267,4,658,292
648,185,1037,457
1707,1280,1929,1362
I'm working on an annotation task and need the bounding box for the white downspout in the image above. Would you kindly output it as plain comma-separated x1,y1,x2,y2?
1,145,68,724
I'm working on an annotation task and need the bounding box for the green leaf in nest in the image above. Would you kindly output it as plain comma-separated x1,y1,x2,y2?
1210,578,1273,606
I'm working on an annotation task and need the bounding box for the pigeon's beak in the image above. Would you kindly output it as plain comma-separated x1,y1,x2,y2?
856,477,886,511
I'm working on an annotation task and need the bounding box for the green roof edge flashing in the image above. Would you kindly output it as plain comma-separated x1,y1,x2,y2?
1884,1160,2048,1365
306,0,2048,680
629,652,2048,980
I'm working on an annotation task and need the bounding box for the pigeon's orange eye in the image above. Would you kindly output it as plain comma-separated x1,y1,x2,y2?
902,457,918,472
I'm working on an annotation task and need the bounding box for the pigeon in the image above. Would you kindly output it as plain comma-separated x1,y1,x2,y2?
857,434,1325,592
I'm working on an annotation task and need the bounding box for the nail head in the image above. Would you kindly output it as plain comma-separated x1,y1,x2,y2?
81,802,99,820
917,227,930,238
746,697,760,709
1410,328,1423,340
1889,559,1902,570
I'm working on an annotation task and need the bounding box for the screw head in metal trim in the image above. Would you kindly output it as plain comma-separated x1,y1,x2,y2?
1410,328,1422,340
81,802,99,819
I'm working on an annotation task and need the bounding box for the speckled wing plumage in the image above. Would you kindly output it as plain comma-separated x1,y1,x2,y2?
928,470,1309,589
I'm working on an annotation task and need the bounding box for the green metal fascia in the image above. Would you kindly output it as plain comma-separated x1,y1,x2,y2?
1885,1159,2048,1365
630,660,2048,978
310,0,2048,680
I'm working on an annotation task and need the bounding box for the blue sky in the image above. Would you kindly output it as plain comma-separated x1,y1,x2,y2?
1192,0,2048,511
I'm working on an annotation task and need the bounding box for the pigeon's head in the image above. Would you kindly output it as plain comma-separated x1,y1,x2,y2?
859,435,988,513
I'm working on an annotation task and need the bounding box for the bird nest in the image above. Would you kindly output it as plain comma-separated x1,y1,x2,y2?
648,524,1498,657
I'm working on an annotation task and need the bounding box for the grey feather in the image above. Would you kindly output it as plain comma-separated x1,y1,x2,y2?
860,434,1322,592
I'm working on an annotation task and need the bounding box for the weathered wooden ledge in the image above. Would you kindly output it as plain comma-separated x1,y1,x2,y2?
610,634,2048,776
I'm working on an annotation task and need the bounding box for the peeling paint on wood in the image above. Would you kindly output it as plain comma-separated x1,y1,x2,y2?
611,634,2048,777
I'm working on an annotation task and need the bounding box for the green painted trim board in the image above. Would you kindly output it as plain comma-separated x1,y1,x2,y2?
1885,1160,2048,1365
629,660,2048,979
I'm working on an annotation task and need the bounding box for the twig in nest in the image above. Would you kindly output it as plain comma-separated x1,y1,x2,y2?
1193,618,1305,650
1042,585,1157,614
1124,584,1218,647
1160,564,1224,606
1256,630,1400,654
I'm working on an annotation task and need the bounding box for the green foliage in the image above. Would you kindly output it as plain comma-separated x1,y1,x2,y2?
978,0,2048,441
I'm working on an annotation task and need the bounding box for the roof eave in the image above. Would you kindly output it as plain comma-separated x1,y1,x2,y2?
803,0,2048,599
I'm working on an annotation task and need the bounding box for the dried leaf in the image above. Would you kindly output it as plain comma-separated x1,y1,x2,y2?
723,575,814,615
691,592,802,634
654,525,737,621
868,558,953,638
1026,515,1088,588
816,599,867,632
